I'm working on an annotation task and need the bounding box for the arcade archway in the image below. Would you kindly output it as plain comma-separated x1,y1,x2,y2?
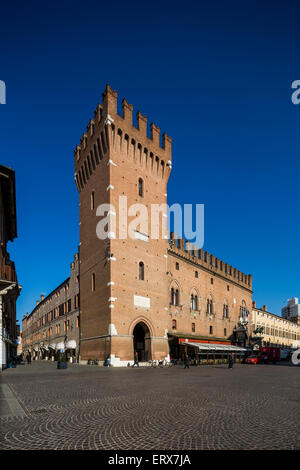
133,322,151,362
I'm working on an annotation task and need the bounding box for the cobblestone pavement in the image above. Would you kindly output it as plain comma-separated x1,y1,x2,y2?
0,362,299,450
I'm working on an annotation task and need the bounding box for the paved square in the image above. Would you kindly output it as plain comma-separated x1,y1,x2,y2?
0,362,299,450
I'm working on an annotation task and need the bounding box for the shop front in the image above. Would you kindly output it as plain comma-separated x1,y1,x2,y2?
40,344,49,360
32,346,39,360
49,344,56,360
169,334,247,364
55,342,65,360
65,340,77,363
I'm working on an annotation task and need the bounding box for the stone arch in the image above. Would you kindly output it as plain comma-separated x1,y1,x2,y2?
190,286,200,296
129,316,154,338
129,317,154,362
169,279,181,290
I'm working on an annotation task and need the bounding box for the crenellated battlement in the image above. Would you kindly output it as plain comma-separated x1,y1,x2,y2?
74,84,172,192
169,232,253,291
74,84,172,163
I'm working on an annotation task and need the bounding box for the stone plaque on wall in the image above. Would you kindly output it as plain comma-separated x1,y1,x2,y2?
134,295,150,308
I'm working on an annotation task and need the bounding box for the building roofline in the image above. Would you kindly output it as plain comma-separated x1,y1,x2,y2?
168,250,253,294
253,307,299,326
24,276,70,320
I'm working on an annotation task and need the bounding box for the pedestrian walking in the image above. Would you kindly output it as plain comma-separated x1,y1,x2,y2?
104,354,111,367
228,354,233,369
133,350,139,367
170,354,177,366
263,355,268,365
184,354,190,369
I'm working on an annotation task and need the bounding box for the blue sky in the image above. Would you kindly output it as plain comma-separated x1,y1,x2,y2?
0,0,299,323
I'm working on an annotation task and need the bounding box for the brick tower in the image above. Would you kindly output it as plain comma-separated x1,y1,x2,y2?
74,85,172,365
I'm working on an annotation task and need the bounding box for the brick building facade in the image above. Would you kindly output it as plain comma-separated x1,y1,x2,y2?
22,254,80,361
74,85,253,366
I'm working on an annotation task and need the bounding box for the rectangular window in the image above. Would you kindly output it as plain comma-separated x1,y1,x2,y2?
224,328,227,336
67,299,71,312
209,326,213,335
76,316,80,328
176,262,179,270
92,273,95,291
91,191,95,210
192,323,195,332
195,271,198,278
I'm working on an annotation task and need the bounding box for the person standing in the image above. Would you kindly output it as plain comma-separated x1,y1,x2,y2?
27,351,31,365
104,354,111,367
184,354,190,369
133,350,139,367
228,354,233,369
198,352,201,366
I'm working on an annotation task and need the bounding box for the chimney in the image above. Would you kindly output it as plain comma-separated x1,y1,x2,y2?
41,294,44,302
252,301,256,308
36,300,39,306
262,305,267,311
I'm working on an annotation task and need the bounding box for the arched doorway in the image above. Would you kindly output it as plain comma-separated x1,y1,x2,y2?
133,322,151,362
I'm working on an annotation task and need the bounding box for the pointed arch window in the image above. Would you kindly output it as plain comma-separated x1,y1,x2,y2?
190,294,198,311
175,289,179,306
207,298,213,314
223,304,229,318
240,301,247,319
170,288,174,305
171,288,179,306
